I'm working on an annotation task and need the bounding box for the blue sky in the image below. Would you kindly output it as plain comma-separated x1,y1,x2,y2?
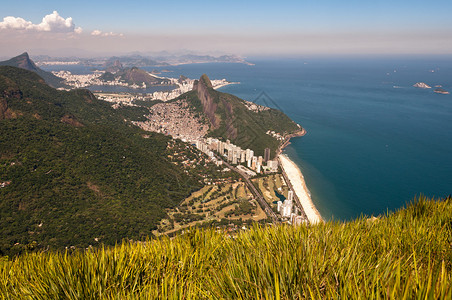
1,0,452,56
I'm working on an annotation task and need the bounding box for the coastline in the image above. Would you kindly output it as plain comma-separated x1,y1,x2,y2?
277,129,323,224
212,81,240,90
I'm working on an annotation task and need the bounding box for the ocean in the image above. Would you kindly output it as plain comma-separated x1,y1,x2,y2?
45,57,452,220
151,57,452,220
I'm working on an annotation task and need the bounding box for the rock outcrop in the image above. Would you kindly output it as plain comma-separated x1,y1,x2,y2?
434,88,450,95
413,82,431,89
193,74,221,129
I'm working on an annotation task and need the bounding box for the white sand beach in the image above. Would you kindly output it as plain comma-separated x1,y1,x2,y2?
279,154,323,224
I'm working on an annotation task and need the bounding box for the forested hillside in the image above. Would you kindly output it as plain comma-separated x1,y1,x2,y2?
0,66,207,255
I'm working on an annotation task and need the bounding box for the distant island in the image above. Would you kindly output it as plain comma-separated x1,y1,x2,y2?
413,82,431,89
434,87,450,94
413,82,449,94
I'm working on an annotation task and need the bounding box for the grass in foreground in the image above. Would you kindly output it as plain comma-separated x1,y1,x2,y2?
1,196,451,299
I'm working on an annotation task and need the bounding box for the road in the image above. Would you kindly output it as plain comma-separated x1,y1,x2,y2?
215,154,279,223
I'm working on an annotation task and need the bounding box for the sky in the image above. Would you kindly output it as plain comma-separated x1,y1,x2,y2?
1,0,452,57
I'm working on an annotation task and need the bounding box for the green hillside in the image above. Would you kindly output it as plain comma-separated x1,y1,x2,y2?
0,66,211,256
1,196,450,299
176,74,301,158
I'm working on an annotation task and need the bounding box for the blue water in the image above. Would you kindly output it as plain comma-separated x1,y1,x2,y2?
158,58,452,220
51,58,452,220
273,190,286,203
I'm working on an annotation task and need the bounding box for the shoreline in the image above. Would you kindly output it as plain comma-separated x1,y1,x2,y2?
277,129,323,224
213,82,240,90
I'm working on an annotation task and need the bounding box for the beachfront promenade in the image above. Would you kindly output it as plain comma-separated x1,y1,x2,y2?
278,154,323,224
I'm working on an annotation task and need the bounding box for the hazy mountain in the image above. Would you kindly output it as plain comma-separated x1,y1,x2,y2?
0,52,67,88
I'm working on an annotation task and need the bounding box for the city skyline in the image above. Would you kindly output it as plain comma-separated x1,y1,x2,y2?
1,0,452,57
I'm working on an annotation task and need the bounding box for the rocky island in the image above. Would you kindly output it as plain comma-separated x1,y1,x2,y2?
413,82,431,89
434,88,450,94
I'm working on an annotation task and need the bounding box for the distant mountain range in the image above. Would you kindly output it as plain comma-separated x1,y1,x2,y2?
0,52,67,88
34,53,253,68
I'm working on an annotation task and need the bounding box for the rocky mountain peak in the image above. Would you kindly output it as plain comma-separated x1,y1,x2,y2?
192,74,220,129
12,52,38,71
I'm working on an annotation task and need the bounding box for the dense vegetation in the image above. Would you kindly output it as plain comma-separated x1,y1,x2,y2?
0,66,206,256
0,196,450,299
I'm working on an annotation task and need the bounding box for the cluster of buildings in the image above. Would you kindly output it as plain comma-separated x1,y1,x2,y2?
195,138,279,175
243,100,270,112
37,61,80,66
53,70,160,89
266,130,285,141
150,78,235,101
94,92,152,108
277,190,306,225
52,70,103,88
136,100,209,142
54,69,235,102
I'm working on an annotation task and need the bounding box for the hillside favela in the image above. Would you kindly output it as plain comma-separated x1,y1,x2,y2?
0,1,451,299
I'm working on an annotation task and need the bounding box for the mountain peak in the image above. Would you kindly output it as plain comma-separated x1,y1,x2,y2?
192,74,220,129
192,74,213,93
7,52,38,72
199,74,213,88
0,52,66,88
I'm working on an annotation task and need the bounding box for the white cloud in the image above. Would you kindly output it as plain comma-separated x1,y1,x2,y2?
91,29,102,36
91,29,123,37
0,11,82,34
0,16,33,30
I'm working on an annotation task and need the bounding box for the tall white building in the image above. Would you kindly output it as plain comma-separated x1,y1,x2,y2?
240,150,246,163
282,199,292,218
232,150,238,165
277,198,293,218
252,156,257,170
288,190,294,201
217,141,224,155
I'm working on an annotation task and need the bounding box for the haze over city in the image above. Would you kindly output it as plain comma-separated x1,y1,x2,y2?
1,0,452,57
